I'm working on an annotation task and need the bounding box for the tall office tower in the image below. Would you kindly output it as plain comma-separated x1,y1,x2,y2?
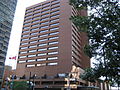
0,0,17,87
16,0,90,89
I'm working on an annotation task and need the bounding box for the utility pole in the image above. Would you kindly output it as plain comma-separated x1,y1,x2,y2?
32,74,36,90
10,75,15,90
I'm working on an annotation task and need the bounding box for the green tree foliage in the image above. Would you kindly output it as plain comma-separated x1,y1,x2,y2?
69,0,120,87
80,68,96,83
9,81,29,90
80,68,103,83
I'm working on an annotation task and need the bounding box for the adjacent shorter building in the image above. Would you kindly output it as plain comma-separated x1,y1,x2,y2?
0,0,17,88
16,0,90,89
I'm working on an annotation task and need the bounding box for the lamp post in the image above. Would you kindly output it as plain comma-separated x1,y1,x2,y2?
29,72,31,90
10,75,15,90
32,74,36,90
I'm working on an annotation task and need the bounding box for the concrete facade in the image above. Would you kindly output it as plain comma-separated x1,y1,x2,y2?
0,0,17,88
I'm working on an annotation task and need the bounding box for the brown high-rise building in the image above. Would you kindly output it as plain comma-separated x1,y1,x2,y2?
16,0,90,89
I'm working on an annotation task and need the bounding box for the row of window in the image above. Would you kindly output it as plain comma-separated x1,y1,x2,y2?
20,46,58,54
72,50,81,60
22,31,59,38
26,62,58,67
26,0,60,14
24,26,59,34
21,34,59,42
25,14,60,22
24,17,59,27
19,56,58,61
20,41,58,49
72,45,81,55
23,20,59,31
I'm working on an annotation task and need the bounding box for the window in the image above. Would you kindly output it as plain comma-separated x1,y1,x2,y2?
42,2,50,6
37,53,47,56
50,23,59,27
34,12,40,16
51,2,60,7
30,32,38,35
41,21,49,25
41,17,49,21
19,56,26,58
25,15,32,19
38,48,47,51
24,19,32,22
27,59,36,62
22,34,29,37
39,39,48,42
37,58,46,61
47,62,58,66
29,50,37,53
20,47,28,49
48,46,58,50
51,10,60,14
41,9,50,13
49,32,59,35
29,40,38,44
31,24,39,27
22,30,29,33
34,5,41,9
51,6,60,10
33,16,40,20
48,52,58,55
37,63,46,66
25,12,32,15
51,0,60,3
18,60,26,63
42,6,50,10
49,41,58,45
32,20,40,23
26,9,32,12
49,36,59,40
38,43,47,47
50,27,59,31
39,34,48,38
26,64,35,67
40,25,49,29
21,42,28,45
20,51,27,54
41,13,49,17
50,18,59,22
48,57,58,60
23,27,30,29
28,54,36,57
31,28,39,31
29,45,37,48
30,36,38,39
40,30,49,33
24,22,31,26
50,14,60,18
21,38,29,41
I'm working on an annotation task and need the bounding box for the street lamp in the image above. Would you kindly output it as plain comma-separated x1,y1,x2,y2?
32,74,36,90
10,75,15,90
28,72,36,90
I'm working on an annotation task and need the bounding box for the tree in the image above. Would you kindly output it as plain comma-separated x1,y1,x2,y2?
69,0,120,89
80,68,96,83
8,81,29,90
80,68,103,86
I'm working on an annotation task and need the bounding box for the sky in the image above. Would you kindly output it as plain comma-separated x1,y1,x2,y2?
5,0,46,69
